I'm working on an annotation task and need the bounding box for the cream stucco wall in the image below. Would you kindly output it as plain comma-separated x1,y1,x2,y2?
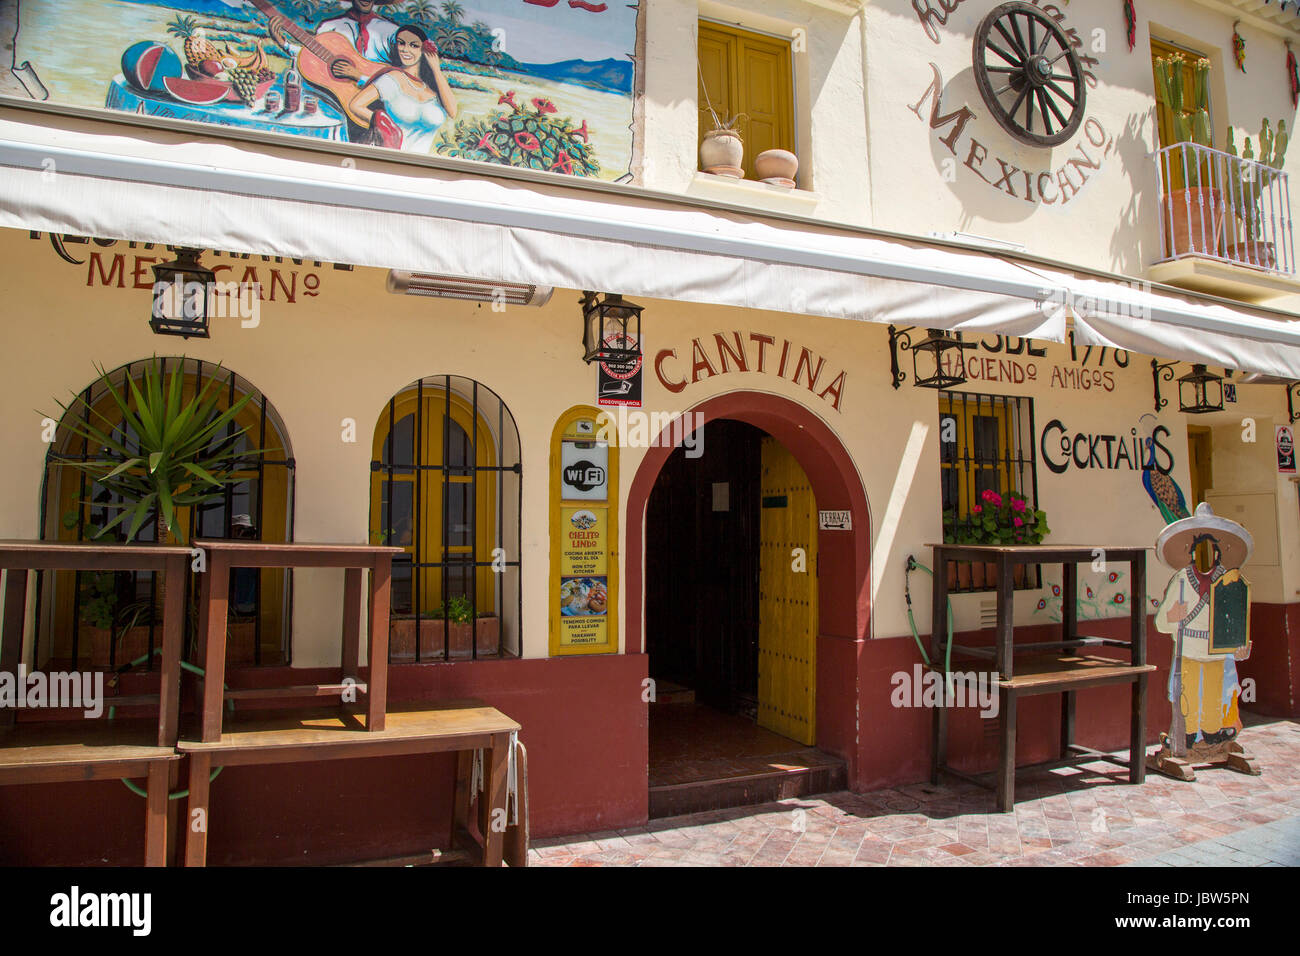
5,226,1294,668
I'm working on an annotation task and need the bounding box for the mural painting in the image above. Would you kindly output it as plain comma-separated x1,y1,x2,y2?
3,0,639,179
1148,503,1261,781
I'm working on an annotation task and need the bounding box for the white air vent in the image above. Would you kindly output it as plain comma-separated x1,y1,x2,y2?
387,271,553,306
979,599,998,628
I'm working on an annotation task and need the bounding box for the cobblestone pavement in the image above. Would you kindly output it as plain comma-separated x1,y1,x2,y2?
528,716,1300,867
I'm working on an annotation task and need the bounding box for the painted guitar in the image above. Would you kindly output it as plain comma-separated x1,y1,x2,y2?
247,0,385,124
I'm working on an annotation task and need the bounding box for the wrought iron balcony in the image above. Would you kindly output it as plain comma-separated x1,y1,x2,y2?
1154,141,1295,276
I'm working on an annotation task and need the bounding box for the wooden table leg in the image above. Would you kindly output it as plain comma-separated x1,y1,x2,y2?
1130,553,1148,782
997,689,1016,812
1,569,26,730
158,555,185,747
144,760,169,867
1060,691,1075,759
366,557,391,732
184,752,212,867
200,554,229,743
482,733,509,866
453,749,473,846
341,567,362,681
1131,673,1148,783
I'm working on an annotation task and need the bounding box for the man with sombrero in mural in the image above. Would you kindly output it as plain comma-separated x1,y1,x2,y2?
1151,502,1260,778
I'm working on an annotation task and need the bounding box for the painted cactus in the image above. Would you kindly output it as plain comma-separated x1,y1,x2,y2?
437,92,599,176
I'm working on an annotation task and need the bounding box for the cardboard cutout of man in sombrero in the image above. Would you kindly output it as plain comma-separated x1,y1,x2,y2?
1151,503,1260,778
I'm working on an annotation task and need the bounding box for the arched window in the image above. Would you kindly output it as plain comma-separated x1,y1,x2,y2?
38,358,295,669
370,376,521,661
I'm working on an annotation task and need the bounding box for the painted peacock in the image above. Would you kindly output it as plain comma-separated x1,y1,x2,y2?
1142,436,1190,524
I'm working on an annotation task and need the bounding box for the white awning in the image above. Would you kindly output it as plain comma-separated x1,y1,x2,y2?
1,131,1297,375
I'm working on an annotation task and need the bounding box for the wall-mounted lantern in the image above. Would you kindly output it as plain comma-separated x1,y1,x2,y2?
150,248,213,339
1152,359,1225,414
888,326,967,390
581,291,643,365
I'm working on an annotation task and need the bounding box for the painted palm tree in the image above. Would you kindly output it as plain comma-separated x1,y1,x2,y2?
441,1,466,26
434,25,472,58
405,0,439,26
483,48,502,69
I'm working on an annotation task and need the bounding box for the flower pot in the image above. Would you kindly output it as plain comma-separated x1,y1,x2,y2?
754,148,798,187
956,561,973,590
970,561,985,590
448,615,501,659
1163,187,1225,256
86,624,156,669
389,616,446,661
1012,564,1027,589
1223,237,1277,270
700,129,743,178
946,560,958,591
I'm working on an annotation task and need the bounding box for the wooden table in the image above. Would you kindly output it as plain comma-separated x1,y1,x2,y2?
192,540,401,742
929,544,1156,811
0,540,191,744
0,719,179,865
177,700,521,866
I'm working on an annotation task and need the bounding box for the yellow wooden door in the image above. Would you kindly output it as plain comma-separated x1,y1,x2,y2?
698,21,795,182
757,437,817,745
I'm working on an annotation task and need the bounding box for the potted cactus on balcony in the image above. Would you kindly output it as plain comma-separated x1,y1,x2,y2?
1153,53,1224,256
1225,118,1290,270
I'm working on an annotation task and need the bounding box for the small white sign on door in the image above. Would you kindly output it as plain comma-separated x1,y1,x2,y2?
819,510,851,531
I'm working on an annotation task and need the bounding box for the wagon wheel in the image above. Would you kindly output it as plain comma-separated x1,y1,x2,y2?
972,1,1087,147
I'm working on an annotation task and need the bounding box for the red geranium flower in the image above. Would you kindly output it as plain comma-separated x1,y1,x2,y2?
532,97,557,114
514,131,541,151
498,91,518,108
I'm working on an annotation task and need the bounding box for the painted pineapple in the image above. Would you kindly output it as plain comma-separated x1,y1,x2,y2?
166,15,221,73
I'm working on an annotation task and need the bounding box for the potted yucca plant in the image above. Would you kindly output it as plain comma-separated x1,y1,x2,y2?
46,357,267,665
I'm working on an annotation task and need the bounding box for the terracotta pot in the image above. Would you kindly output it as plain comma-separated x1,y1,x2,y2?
956,561,973,590
754,148,798,186
86,624,156,669
946,560,958,591
449,616,501,659
1163,187,1225,256
227,619,258,664
700,129,743,178
1223,238,1277,270
389,617,446,661
984,562,998,588
1012,564,1027,589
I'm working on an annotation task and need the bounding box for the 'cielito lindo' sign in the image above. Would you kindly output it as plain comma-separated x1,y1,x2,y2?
557,418,611,649
908,2,1115,207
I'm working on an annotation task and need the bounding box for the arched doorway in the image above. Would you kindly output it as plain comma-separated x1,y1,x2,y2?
628,392,870,812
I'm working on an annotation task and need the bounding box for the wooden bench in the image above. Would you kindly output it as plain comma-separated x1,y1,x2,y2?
177,699,521,866
191,540,402,743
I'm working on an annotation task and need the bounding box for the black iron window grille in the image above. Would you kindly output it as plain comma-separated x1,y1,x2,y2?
370,375,522,662
939,390,1041,593
38,357,296,669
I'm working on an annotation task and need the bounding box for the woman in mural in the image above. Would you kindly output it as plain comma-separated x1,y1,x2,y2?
344,24,456,153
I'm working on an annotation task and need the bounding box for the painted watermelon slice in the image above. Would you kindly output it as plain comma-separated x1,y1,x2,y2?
162,76,232,106
221,78,276,104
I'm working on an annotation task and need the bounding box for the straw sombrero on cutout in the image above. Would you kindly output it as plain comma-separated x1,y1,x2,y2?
1155,502,1253,570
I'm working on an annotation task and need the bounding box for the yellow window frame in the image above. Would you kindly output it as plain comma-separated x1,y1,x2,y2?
369,386,498,616
940,394,1015,519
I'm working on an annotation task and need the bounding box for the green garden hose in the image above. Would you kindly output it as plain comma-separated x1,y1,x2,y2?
904,556,955,679
108,649,226,799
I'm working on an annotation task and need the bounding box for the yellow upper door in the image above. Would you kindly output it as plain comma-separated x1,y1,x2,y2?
757,437,817,745
698,21,795,181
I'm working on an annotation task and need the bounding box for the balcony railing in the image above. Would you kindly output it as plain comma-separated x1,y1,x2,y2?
1154,141,1295,276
